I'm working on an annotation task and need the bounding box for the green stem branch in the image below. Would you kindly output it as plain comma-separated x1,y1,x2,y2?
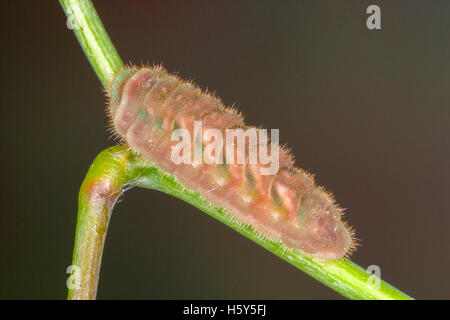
60,0,123,87
61,0,413,300
68,146,128,299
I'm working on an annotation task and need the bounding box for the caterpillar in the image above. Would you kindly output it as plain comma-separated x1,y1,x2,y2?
107,65,356,261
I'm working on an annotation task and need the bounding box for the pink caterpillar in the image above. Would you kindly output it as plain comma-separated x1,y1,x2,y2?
107,65,355,260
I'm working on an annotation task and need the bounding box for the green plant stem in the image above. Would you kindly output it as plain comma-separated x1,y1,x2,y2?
61,0,413,300
68,146,129,299
127,152,412,300
60,0,123,87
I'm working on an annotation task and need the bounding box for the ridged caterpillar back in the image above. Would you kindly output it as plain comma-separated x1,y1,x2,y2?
107,65,356,260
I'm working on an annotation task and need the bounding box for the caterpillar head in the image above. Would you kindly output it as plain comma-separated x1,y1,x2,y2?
283,189,354,261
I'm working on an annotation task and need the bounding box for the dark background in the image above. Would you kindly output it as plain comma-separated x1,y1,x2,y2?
1,0,449,299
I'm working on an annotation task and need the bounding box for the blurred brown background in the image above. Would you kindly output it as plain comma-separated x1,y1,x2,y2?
0,0,449,299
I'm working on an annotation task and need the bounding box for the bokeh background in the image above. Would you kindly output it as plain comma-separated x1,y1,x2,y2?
1,0,449,299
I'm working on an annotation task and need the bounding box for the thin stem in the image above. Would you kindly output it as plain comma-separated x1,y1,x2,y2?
68,146,129,299
60,0,123,87
61,0,413,299
126,152,412,300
